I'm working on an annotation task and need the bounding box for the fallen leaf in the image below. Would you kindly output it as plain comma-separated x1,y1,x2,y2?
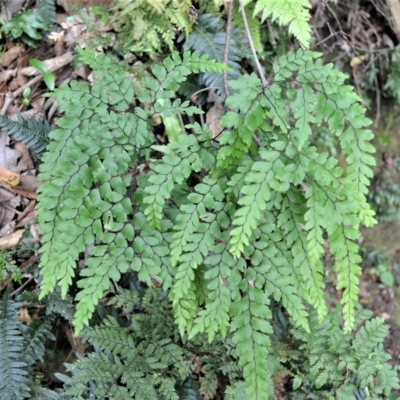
0,186,15,230
0,46,23,67
14,143,34,170
0,167,20,186
0,229,24,249
350,55,366,67
0,131,21,172
0,0,24,23
206,93,224,140
18,307,32,323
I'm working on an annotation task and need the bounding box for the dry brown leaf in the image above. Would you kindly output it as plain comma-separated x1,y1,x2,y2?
19,175,42,191
63,323,87,354
18,307,32,323
0,167,20,186
0,229,24,250
206,99,224,140
0,221,16,237
0,186,15,230
0,45,22,67
0,69,16,84
0,131,21,172
388,0,400,40
0,0,24,23
14,143,34,170
15,210,37,228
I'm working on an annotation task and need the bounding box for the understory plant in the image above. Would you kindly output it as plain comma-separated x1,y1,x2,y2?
33,44,399,397
23,0,399,399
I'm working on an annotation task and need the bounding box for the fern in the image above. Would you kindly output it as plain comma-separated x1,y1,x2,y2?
36,32,382,400
183,11,249,98
36,0,56,27
245,0,312,47
0,292,57,400
36,48,229,333
0,114,52,157
61,287,242,399
287,307,400,398
0,293,31,399
111,0,193,56
232,2,263,53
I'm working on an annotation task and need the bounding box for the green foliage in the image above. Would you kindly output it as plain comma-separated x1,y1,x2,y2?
244,0,312,47
182,10,249,99
1,11,49,47
36,48,229,334
0,250,22,284
36,0,56,27
0,114,52,157
38,43,374,399
0,291,58,400
232,2,263,53
285,307,400,398
35,43,381,398
61,287,242,399
110,0,193,56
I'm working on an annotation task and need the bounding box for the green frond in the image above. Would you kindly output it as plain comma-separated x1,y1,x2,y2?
36,0,56,26
0,293,31,399
233,3,263,53
0,114,52,157
111,0,193,56
183,11,246,98
36,48,229,333
250,0,312,47
177,377,202,400
24,316,55,365
288,307,400,397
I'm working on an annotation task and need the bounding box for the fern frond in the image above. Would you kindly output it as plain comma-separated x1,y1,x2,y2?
183,11,246,98
24,316,55,365
177,377,202,400
249,0,312,47
233,2,263,53
0,293,31,400
0,114,52,157
111,0,193,56
36,48,229,333
36,0,56,26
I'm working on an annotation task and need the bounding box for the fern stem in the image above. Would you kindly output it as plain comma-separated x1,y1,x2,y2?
223,0,235,98
238,0,268,87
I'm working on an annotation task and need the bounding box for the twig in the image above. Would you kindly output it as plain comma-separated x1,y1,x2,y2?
10,276,34,298
190,87,222,103
223,0,234,98
2,202,22,215
238,0,268,87
16,200,35,222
